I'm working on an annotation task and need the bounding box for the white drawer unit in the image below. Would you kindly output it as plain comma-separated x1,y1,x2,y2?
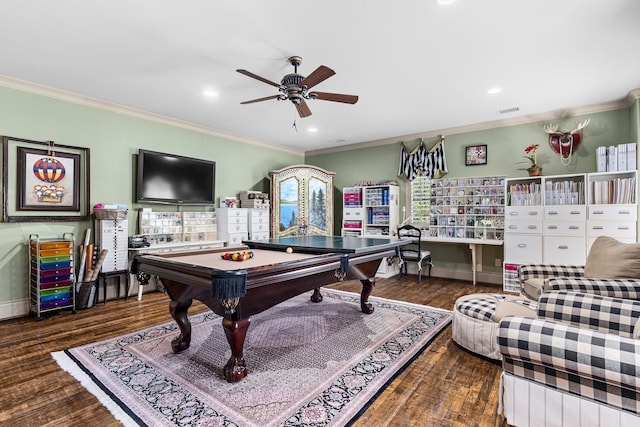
543,221,586,236
504,219,542,234
587,220,636,239
506,206,543,219
216,208,249,245
248,208,270,240
543,236,586,265
504,234,542,264
544,205,586,220
95,217,129,272
504,171,637,292
588,205,637,220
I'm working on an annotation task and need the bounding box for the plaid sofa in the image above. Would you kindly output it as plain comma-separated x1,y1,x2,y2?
497,290,640,426
518,263,640,300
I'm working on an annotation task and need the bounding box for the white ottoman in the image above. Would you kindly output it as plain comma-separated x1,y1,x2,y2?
452,293,537,360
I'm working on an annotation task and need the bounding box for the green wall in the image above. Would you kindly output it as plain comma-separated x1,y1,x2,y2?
307,106,637,275
0,86,303,310
1,84,638,317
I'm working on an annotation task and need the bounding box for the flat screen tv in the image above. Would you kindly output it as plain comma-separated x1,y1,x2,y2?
136,149,216,205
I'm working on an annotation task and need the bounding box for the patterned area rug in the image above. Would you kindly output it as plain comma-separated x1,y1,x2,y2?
53,289,451,427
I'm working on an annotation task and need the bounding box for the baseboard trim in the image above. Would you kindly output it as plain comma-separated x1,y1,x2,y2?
403,264,502,286
0,298,30,321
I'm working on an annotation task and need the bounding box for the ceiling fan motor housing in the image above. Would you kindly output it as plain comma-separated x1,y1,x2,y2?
281,73,306,104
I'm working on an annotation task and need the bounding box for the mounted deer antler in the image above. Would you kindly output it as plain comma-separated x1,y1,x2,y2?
543,118,590,165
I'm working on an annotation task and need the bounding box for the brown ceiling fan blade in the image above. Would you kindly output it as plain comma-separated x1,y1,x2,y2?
240,94,281,104
295,99,312,118
236,69,282,88
310,92,359,104
299,65,335,89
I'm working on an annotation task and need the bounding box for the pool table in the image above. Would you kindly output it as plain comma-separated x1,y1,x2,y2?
132,235,407,382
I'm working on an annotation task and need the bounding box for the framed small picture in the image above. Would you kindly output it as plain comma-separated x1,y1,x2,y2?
17,147,81,211
465,144,487,166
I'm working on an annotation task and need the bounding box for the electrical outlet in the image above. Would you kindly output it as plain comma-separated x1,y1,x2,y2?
495,258,502,267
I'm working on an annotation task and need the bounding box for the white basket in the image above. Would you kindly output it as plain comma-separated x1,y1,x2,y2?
94,209,128,220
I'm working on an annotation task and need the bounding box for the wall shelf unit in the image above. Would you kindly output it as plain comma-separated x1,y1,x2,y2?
138,210,217,245
429,176,506,241
503,171,637,293
341,185,399,237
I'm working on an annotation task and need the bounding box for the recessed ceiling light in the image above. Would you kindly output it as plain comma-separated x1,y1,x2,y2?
438,0,456,5
308,127,318,133
487,87,502,95
203,89,219,97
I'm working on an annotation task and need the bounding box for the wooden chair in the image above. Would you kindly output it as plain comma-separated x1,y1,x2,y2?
397,224,432,283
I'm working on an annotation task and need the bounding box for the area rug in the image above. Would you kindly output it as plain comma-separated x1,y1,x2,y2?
52,289,451,427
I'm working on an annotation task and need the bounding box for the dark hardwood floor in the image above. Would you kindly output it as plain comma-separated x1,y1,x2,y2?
0,275,509,427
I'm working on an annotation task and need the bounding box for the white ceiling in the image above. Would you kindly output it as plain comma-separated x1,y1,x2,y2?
1,0,639,153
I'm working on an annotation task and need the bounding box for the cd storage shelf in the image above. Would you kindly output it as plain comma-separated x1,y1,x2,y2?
341,185,400,237
29,233,76,320
138,211,217,245
429,176,506,240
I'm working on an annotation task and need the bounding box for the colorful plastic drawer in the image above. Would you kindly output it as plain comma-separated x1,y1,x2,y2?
38,274,71,284
40,248,72,257
40,298,72,310
34,260,73,270
39,267,72,277
39,280,73,290
40,292,71,303
31,241,72,250
41,286,72,296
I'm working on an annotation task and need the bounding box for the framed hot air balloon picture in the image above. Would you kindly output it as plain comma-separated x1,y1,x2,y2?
17,147,80,211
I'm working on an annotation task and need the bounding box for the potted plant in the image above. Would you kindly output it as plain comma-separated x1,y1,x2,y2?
518,144,542,176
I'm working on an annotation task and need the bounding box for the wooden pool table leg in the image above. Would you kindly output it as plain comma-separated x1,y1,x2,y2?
360,278,375,314
169,299,193,352
311,287,323,303
222,316,250,382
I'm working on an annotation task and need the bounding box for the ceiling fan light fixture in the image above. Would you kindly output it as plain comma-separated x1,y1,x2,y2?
237,55,358,118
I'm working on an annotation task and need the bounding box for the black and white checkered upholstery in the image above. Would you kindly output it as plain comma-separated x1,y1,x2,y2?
455,294,506,321
519,263,585,281
498,291,640,416
518,263,640,300
548,277,640,300
538,291,640,337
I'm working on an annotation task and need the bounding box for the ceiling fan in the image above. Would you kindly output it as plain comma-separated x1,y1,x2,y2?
237,56,358,118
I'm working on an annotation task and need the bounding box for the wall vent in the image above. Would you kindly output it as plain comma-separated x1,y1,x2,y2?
498,107,520,114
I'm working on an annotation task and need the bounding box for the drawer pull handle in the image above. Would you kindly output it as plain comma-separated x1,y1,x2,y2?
517,243,527,248
558,245,569,249
548,211,558,215
510,212,519,216
527,225,538,230
618,226,630,230
592,210,604,215
508,225,518,229
592,225,604,230
568,225,579,230
528,212,538,216
570,211,581,215
547,225,558,229
619,211,631,215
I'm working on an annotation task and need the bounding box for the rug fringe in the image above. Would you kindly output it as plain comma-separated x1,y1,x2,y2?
51,351,142,427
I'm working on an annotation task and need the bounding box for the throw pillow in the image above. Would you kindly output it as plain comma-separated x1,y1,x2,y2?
493,296,537,322
521,278,546,301
584,236,640,279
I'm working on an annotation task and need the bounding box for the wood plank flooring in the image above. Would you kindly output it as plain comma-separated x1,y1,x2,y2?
0,275,509,427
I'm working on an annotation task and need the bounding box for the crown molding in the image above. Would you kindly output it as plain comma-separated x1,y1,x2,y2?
0,75,304,156
306,89,640,156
